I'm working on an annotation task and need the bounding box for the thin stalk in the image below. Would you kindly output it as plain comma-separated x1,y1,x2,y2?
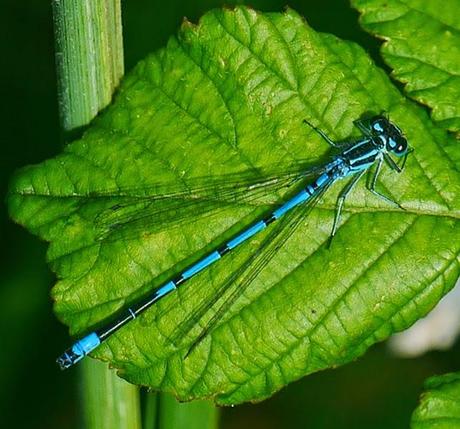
52,1,139,429
52,0,123,131
155,392,219,429
81,359,141,429
143,392,159,429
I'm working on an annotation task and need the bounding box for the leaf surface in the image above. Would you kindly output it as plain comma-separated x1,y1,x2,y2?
8,7,460,404
352,0,460,133
412,372,460,429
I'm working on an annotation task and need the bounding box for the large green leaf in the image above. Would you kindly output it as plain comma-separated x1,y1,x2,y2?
352,0,460,133
8,7,460,404
411,372,460,429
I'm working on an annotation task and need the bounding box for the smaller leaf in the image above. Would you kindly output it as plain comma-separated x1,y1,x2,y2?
411,372,460,429
352,0,460,133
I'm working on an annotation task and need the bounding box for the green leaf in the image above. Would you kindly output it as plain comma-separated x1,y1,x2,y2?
411,372,460,429
8,6,460,404
351,0,460,133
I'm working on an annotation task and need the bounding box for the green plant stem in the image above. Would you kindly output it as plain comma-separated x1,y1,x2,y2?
143,391,219,429
52,0,124,131
156,392,219,429
81,359,141,429
52,1,139,429
143,392,159,429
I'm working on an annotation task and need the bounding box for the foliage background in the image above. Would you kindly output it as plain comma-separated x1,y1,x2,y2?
1,0,458,428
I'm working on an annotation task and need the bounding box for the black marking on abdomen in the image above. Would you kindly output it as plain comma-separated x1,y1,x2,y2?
264,215,276,225
217,245,230,256
173,276,185,286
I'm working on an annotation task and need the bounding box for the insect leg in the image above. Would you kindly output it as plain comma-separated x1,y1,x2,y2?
353,119,373,136
329,170,365,247
383,152,404,173
303,119,338,147
369,157,404,209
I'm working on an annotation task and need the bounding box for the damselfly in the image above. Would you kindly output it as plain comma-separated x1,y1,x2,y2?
57,114,411,369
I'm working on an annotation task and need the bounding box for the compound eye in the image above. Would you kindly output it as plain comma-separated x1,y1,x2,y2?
393,136,408,156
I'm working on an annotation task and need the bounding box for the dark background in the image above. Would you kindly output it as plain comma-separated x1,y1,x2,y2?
1,1,458,428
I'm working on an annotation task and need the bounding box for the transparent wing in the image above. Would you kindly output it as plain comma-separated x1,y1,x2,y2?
93,162,324,241
168,179,333,355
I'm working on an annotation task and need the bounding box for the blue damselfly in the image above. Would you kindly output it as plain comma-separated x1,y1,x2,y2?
57,114,411,369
